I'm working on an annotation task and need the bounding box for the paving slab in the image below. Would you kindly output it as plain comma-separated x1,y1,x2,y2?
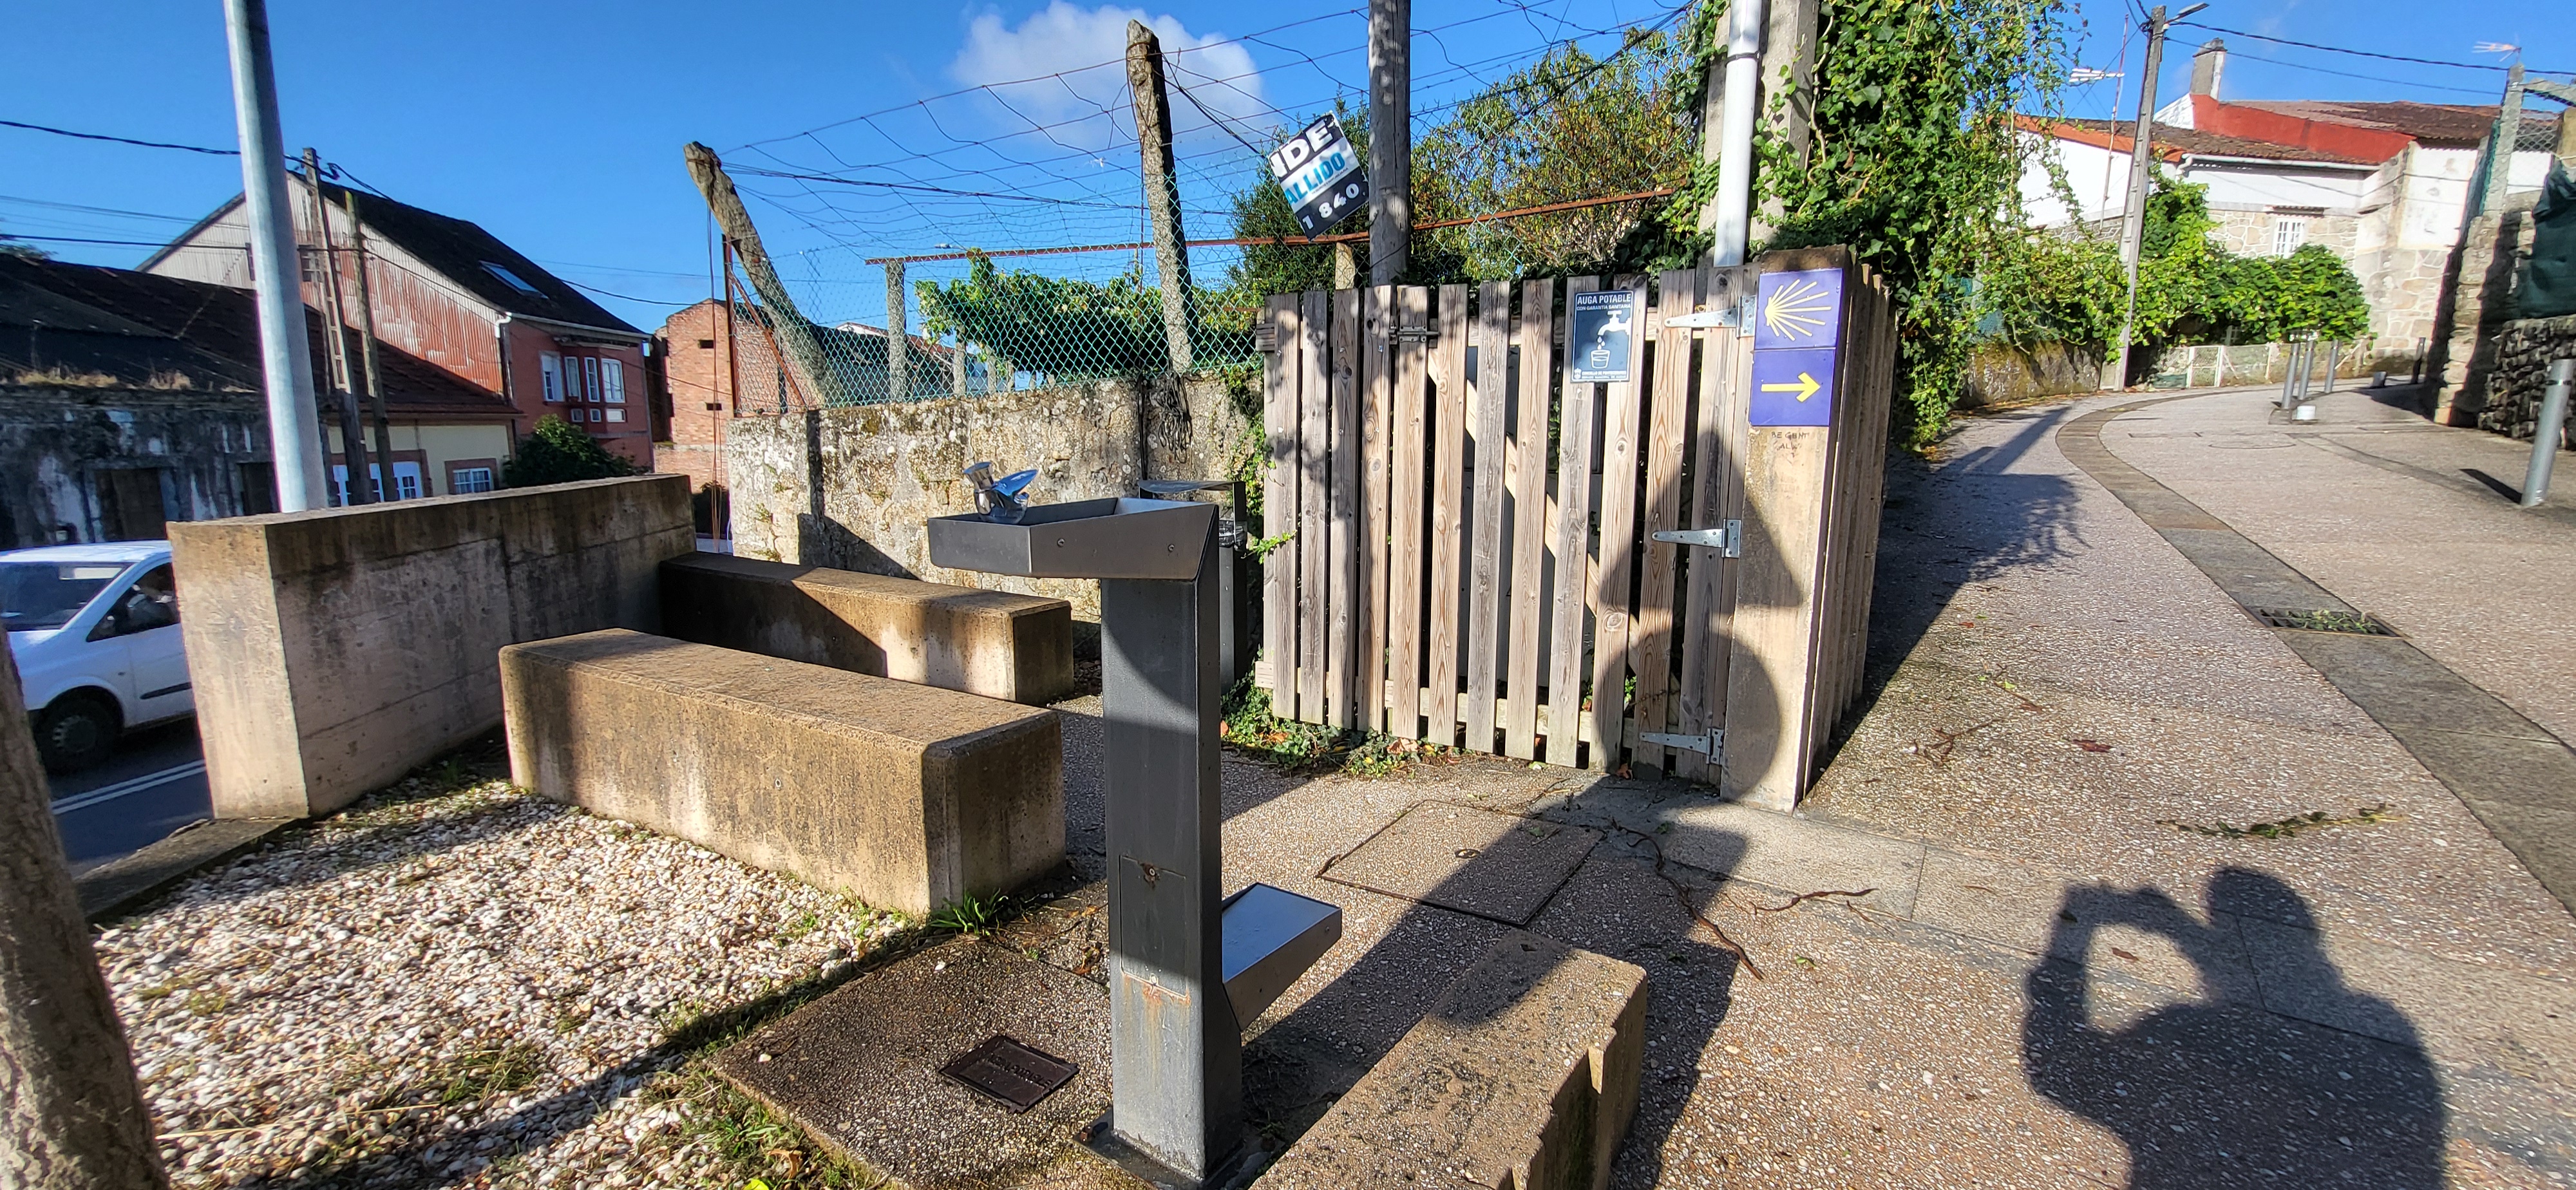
76,816,291,923
1318,801,1600,925
713,936,1142,1190
1543,781,1926,918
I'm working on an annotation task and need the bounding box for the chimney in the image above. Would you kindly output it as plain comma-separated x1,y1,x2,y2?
2192,39,2226,99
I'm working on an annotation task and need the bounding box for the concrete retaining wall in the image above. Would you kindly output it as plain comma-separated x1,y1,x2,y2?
2479,313,2576,442
1960,342,2100,410
171,475,693,818
658,554,1074,704
500,629,1063,916
723,373,1255,621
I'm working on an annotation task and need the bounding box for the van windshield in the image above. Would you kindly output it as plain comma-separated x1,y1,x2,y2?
0,562,126,632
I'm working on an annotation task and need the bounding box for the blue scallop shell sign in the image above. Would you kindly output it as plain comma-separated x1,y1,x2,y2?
1751,269,1844,427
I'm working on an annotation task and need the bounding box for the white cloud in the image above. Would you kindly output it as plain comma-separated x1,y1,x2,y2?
950,3,1269,149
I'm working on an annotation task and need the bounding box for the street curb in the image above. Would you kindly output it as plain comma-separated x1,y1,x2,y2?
77,817,296,924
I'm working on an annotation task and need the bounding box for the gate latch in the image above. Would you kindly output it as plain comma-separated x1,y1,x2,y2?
1642,728,1724,761
1651,520,1743,558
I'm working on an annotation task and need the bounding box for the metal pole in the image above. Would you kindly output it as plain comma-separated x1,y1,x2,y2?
342,190,396,495
2107,5,2179,392
2523,357,2574,507
1367,0,1410,285
884,260,908,400
222,0,325,512
1707,0,1768,267
302,148,371,504
1126,21,1195,372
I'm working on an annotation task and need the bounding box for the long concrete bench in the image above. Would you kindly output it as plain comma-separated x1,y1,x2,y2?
659,554,1073,704
1253,931,1647,1190
500,629,1063,916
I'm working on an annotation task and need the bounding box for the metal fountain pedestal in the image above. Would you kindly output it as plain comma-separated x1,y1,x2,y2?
929,489,1340,1186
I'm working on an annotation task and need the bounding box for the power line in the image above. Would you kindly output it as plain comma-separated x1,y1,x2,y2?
559,278,696,306
2173,22,2568,76
0,118,242,157
0,194,199,223
732,165,1155,209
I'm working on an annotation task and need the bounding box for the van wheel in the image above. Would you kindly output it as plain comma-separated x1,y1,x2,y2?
35,692,119,773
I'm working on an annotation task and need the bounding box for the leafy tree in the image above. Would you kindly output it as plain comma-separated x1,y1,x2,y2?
915,252,1176,383
504,415,638,487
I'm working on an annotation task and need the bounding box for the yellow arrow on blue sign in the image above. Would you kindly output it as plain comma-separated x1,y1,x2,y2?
1759,371,1822,402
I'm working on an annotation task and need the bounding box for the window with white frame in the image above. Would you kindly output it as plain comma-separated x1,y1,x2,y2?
452,467,495,493
2271,214,2311,257
540,353,564,402
331,461,424,504
605,408,625,423
583,356,600,401
601,357,625,403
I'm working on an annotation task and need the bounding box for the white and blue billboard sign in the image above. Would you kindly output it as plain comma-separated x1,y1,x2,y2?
1267,114,1370,234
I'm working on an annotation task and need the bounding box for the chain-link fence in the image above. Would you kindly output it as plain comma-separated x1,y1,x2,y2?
728,251,1265,408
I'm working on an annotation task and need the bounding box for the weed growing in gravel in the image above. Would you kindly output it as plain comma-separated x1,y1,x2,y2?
1221,677,1425,775
431,1041,547,1106
929,893,1010,936
180,988,228,1017
645,1068,886,1188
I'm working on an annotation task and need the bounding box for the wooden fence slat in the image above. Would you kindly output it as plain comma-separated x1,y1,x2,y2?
1327,287,1361,730
1426,284,1471,748
1675,265,1750,783
1388,287,1431,740
1297,288,1331,723
1630,270,1696,775
1504,278,1553,761
1463,281,1511,753
1544,276,1602,768
1587,274,1649,772
1262,292,1300,704
1362,285,1394,734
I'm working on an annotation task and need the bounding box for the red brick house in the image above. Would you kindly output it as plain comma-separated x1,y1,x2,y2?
141,171,656,470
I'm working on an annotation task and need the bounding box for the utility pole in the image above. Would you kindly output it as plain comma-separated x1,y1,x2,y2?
884,260,908,400
222,0,326,511
302,148,370,504
1126,20,1195,371
1703,0,1769,265
341,189,396,494
684,142,848,406
2106,3,2202,392
0,648,172,1189
1699,0,1817,257
1368,0,1410,285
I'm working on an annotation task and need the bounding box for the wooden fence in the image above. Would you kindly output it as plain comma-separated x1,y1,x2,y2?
1256,248,1896,808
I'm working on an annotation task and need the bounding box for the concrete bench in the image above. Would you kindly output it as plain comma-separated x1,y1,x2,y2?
659,554,1073,705
1253,932,1647,1190
500,629,1063,916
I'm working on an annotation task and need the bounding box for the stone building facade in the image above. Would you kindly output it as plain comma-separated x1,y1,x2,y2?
2478,312,2576,442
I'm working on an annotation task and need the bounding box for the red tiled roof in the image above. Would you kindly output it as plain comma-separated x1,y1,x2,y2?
2231,100,2556,150
2025,117,2378,165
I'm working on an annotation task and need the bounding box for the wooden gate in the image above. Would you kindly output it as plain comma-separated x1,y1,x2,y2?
1257,249,1895,807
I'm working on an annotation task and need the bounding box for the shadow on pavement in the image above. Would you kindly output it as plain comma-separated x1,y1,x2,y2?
2022,869,2445,1189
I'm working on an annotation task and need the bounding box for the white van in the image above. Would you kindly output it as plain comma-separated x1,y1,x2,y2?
2,542,191,772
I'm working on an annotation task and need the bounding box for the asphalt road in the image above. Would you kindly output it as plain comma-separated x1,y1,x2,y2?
47,717,210,874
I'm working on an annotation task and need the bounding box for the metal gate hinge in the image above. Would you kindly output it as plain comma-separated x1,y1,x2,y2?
1642,728,1724,761
1651,519,1743,557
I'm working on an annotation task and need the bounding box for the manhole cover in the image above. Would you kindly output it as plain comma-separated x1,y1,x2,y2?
2244,607,2401,636
937,1035,1079,1113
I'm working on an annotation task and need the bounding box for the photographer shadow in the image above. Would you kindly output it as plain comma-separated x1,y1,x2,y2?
2023,869,2446,1189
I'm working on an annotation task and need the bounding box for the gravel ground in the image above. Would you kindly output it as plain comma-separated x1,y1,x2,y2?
98,765,907,1189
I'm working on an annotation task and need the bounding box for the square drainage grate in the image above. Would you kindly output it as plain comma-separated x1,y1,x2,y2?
2244,607,2401,636
937,1035,1079,1114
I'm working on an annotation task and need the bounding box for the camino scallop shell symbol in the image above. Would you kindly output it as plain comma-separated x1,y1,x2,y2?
1763,277,1832,342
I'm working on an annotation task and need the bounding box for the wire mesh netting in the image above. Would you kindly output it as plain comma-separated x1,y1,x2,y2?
709,0,1699,406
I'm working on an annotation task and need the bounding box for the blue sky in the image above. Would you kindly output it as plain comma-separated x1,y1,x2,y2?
2,0,2563,334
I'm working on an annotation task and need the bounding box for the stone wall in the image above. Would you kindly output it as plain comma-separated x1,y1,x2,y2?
724,373,1256,621
170,475,694,818
1959,341,2101,409
2480,313,2576,441
0,385,270,548
2428,194,2541,425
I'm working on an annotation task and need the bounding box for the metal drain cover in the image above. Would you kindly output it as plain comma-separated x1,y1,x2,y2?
2245,607,2400,636
937,1035,1079,1113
